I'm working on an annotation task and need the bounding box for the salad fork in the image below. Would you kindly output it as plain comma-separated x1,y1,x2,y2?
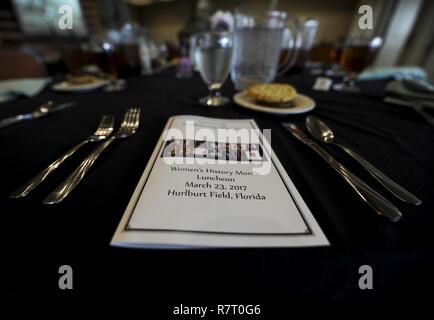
43,108,140,204
10,115,115,198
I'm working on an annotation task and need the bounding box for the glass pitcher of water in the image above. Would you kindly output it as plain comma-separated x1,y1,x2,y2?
231,9,302,91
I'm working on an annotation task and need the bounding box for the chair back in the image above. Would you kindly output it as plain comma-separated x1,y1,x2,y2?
0,48,46,80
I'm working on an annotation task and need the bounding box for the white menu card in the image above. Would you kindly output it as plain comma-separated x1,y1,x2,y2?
111,115,329,248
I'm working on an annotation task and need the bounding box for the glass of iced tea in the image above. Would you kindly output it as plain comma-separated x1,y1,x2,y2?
85,37,118,79
333,36,382,92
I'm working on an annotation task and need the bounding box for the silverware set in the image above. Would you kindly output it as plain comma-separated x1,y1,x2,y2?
3,98,420,220
282,116,422,222
10,108,140,204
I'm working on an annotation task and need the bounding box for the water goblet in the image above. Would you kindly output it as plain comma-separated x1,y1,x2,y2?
195,31,233,107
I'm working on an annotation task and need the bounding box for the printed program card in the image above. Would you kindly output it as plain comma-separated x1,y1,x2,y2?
111,115,329,248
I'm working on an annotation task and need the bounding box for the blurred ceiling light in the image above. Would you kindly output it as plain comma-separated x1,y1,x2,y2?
370,36,383,48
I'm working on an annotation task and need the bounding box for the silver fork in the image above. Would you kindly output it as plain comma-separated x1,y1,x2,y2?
10,115,115,198
43,108,140,204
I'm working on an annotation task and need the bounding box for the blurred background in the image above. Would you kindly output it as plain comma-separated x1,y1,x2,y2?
0,0,432,79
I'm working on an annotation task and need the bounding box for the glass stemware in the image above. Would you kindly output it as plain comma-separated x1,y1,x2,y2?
333,36,382,93
194,32,233,107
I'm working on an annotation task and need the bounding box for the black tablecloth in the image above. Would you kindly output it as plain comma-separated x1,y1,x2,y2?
2,72,434,303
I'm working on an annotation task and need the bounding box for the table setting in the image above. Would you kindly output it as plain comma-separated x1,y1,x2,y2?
2,4,434,302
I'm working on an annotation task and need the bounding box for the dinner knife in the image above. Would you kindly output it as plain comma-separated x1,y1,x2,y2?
0,101,76,129
383,96,434,127
282,122,402,222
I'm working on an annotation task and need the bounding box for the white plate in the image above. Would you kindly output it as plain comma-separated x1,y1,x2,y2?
52,79,109,93
233,91,316,115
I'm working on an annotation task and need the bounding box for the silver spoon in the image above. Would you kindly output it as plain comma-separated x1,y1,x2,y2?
306,116,422,205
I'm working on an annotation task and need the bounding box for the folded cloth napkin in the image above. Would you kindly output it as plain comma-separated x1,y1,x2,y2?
0,78,51,104
358,66,427,81
385,79,434,108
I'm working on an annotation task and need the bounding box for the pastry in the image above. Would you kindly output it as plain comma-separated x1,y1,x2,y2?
67,74,98,85
247,83,297,104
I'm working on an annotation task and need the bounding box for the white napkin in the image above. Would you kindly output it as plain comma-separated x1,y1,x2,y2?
0,78,51,104
357,66,426,81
